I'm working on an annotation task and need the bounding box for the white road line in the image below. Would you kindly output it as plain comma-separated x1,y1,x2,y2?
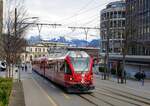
61,92,70,100
32,78,58,106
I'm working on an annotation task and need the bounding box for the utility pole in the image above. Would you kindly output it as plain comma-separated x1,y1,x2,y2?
121,26,127,84
15,8,20,81
104,18,110,80
22,22,61,41
14,8,17,79
68,27,100,46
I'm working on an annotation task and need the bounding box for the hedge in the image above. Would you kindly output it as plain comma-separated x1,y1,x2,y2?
0,77,13,106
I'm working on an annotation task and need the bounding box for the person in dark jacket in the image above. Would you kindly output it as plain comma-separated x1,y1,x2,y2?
140,70,146,86
135,71,141,81
124,70,127,84
117,69,122,83
25,64,27,72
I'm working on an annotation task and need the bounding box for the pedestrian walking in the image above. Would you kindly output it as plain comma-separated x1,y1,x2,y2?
25,64,27,72
124,70,127,84
135,71,141,81
117,69,122,83
140,70,146,86
21,63,24,71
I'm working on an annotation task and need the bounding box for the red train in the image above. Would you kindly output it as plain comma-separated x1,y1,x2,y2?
32,50,95,92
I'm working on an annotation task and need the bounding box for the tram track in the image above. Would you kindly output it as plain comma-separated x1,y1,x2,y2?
78,94,99,106
33,71,150,106
78,93,115,106
95,89,141,106
100,87,150,105
102,85,150,101
88,94,115,106
96,87,150,106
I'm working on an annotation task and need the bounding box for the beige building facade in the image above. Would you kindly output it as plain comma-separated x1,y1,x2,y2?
21,44,48,63
21,42,69,63
21,42,100,63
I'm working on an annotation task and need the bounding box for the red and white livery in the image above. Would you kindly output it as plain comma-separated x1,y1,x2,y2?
32,50,95,92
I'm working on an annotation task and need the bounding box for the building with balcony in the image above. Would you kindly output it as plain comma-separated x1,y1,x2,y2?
100,0,126,54
126,0,150,55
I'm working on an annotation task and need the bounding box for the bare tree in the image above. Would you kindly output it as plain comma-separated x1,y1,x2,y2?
0,0,37,77
121,11,137,83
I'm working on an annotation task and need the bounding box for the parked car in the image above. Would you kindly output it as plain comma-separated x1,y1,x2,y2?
0,61,6,72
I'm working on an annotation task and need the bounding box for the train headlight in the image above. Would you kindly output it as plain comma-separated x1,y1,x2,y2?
91,76,93,80
70,77,73,81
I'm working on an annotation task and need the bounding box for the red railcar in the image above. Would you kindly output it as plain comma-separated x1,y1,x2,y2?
32,51,95,92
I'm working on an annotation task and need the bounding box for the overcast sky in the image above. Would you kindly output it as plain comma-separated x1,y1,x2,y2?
24,0,117,40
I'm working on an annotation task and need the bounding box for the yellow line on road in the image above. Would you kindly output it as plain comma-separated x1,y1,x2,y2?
32,78,58,106
61,92,70,100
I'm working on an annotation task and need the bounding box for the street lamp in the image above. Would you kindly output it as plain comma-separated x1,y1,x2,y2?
14,8,38,81
22,17,39,22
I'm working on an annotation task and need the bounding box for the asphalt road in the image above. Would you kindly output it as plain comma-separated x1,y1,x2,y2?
22,71,150,106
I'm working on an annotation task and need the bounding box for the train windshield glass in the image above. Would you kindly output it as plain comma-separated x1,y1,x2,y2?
69,51,90,72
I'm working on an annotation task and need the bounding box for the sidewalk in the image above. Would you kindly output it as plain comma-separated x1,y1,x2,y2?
94,74,150,93
9,80,25,106
22,77,54,106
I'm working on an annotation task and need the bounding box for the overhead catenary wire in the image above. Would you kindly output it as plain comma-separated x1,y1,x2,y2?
63,13,99,26
57,0,95,23
58,0,111,24
81,16,99,26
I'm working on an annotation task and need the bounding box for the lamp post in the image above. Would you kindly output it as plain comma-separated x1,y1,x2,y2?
14,8,38,81
103,18,110,80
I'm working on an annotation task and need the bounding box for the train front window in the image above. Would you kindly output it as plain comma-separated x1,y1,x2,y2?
71,57,90,72
69,51,90,72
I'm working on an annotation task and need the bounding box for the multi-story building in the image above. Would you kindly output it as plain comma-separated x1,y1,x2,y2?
100,0,150,78
100,0,126,54
0,0,3,34
126,0,150,55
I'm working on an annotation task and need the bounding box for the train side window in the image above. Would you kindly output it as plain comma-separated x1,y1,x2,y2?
55,63,57,72
48,63,53,71
60,63,65,72
65,62,72,75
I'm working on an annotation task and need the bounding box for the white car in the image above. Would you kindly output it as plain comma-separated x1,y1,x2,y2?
0,61,6,72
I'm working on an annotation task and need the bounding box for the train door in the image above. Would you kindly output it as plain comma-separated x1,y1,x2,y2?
57,60,65,85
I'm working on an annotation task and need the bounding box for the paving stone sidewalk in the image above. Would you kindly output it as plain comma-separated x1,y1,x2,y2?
9,80,25,106
94,74,150,92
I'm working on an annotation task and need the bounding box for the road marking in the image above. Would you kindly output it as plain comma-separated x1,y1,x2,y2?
61,92,70,100
32,78,58,106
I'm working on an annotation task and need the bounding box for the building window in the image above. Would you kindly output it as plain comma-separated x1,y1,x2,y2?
43,48,45,52
30,48,32,52
35,48,37,52
38,48,41,52
30,55,32,61
35,55,37,58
